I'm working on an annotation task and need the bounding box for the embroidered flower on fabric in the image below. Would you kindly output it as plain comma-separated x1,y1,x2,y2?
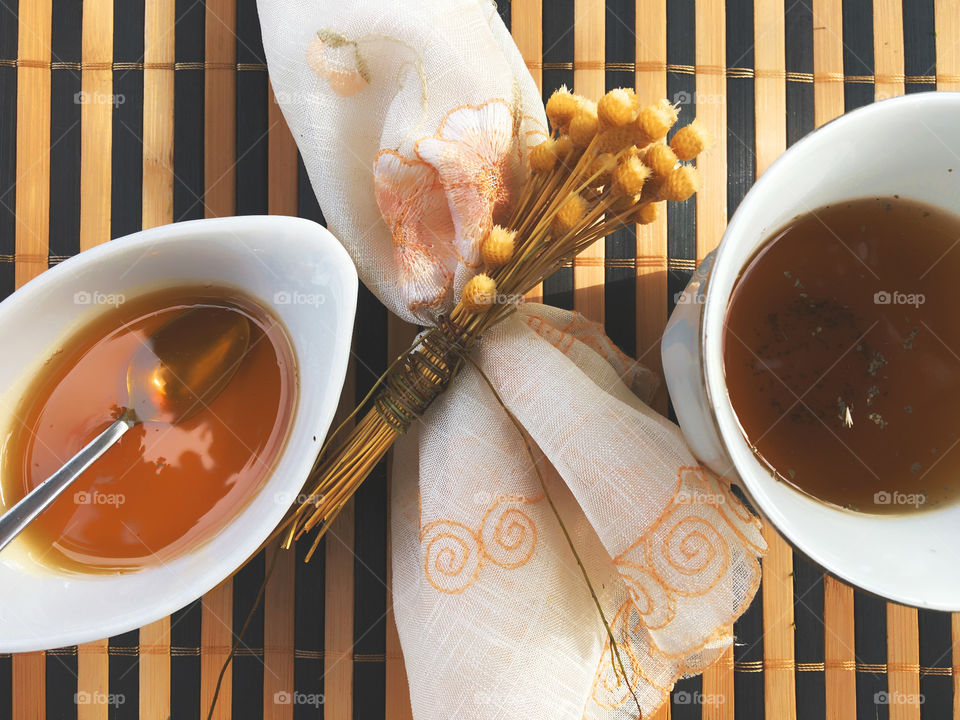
306,29,370,97
374,151,457,316
415,99,520,269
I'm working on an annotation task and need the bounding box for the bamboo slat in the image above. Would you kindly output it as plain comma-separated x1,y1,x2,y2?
77,639,108,720
11,652,44,720
263,539,295,719
873,0,905,100
13,0,50,287
953,612,960,719
267,87,298,218
203,0,237,221
78,0,112,252
634,0,669,418
11,0,52,715
573,0,605,323
200,578,234,720
138,619,171,720
141,0,175,232
935,0,960,91
703,639,734,720
693,0,726,263
823,578,857,720
324,502,356,720
812,0,845,129
887,603,920,720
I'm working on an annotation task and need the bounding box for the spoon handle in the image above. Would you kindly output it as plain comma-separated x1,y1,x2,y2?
0,410,138,554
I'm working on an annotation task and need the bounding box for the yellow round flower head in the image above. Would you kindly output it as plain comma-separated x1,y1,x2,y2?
588,153,617,188
636,99,679,142
460,273,497,313
595,126,636,154
644,142,678,177
634,202,660,225
670,118,714,161
529,138,558,172
546,86,581,129
568,102,599,147
554,135,574,159
613,155,651,196
597,88,636,127
551,194,588,235
481,225,516,269
661,164,701,202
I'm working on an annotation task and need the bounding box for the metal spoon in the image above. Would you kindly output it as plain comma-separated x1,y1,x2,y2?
0,307,251,553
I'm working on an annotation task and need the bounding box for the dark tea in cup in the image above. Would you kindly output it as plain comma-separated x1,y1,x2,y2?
723,196,960,514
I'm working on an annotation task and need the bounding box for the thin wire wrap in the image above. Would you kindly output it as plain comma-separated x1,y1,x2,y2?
373,316,472,432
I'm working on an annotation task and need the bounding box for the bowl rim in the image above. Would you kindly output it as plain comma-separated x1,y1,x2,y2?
0,215,358,650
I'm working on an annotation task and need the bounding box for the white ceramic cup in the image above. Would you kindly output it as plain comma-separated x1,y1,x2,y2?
0,216,357,651
662,92,960,609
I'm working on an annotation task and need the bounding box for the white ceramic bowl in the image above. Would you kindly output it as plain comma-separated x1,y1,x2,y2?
662,92,960,609
0,216,357,651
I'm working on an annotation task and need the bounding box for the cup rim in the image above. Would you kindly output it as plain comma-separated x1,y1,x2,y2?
698,91,960,609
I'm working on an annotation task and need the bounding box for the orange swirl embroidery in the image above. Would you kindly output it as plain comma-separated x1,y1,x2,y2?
421,520,482,594
645,510,729,597
480,504,537,569
617,561,676,631
421,495,539,594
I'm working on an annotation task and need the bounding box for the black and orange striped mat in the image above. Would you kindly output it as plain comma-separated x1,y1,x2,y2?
1,0,959,718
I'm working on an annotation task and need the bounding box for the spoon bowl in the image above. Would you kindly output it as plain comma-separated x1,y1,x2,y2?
128,307,251,424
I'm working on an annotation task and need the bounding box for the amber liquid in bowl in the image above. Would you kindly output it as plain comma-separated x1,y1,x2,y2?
0,285,297,572
723,197,960,514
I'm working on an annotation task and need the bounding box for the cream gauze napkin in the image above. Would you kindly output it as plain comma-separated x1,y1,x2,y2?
257,0,766,717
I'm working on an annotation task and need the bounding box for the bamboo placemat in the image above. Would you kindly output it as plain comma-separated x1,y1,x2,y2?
1,0,959,718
